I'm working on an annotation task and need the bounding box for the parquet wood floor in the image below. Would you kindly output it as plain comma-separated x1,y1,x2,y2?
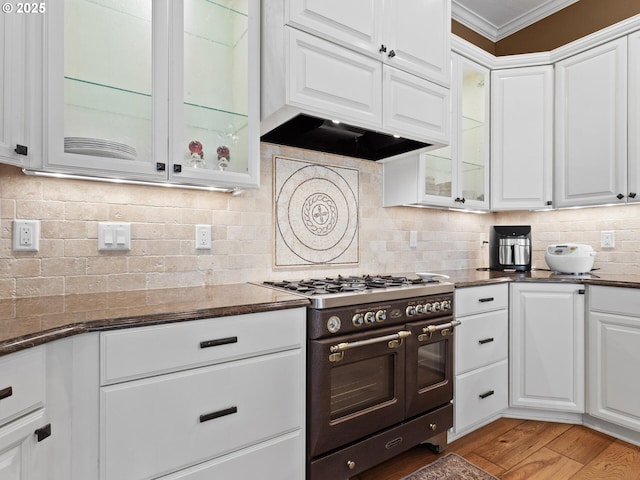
351,418,640,480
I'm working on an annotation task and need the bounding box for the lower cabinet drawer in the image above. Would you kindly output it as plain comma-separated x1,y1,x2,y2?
158,431,304,480
456,309,508,374
454,360,508,433
101,349,303,480
0,346,45,427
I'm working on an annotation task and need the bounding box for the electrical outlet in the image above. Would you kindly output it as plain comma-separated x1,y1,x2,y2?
13,219,40,252
195,224,212,250
601,230,615,248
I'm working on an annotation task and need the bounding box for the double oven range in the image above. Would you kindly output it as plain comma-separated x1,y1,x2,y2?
262,275,459,479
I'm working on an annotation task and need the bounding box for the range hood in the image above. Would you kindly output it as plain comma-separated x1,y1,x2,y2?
260,114,431,161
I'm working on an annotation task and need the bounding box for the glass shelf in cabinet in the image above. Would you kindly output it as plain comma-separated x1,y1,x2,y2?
186,0,248,48
462,115,484,131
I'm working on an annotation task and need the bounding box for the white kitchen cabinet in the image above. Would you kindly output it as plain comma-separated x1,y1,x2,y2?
286,0,450,86
510,283,585,412
0,10,42,168
491,65,554,210
40,0,259,190
383,53,488,209
451,284,508,438
627,31,640,201
263,24,449,147
0,347,49,480
99,308,306,480
261,1,450,149
555,37,627,207
589,285,640,431
0,410,48,480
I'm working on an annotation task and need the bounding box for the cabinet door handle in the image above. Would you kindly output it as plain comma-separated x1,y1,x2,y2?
34,424,52,442
617,193,625,200
478,337,494,345
173,164,182,173
156,162,166,171
14,144,28,156
0,386,13,400
629,192,637,198
379,44,387,53
478,297,494,303
200,336,238,349
479,390,495,399
388,49,396,58
200,406,237,423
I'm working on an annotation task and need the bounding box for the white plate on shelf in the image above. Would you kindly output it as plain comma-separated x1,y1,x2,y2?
64,146,137,161
416,272,450,281
64,137,137,160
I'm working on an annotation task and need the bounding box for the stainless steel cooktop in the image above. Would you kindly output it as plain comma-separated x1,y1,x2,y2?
259,274,454,309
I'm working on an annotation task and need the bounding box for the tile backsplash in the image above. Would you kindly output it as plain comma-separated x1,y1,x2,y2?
0,143,638,299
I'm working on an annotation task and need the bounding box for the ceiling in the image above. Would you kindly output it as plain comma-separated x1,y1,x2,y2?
452,0,580,41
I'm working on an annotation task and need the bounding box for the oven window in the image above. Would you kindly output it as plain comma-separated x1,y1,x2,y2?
417,341,446,389
330,355,395,420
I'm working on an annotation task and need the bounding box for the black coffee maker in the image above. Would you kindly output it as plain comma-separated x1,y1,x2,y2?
489,225,532,271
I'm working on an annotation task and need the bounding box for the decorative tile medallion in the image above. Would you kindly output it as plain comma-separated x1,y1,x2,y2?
273,156,359,267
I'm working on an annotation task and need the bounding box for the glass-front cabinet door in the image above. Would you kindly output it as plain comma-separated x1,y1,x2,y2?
43,0,259,190
418,53,488,209
170,0,258,188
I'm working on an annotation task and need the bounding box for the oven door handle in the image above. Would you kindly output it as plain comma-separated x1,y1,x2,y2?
328,330,411,362
418,320,461,341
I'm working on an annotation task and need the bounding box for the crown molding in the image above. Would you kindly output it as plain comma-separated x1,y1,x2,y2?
452,0,580,42
452,12,640,68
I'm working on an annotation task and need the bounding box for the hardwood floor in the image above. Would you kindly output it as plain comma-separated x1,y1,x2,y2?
351,419,640,480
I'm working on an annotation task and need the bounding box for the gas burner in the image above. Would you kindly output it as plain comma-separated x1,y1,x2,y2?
264,274,436,295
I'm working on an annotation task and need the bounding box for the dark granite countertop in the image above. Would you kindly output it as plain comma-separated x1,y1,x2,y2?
445,268,640,289
3,271,640,357
0,283,310,356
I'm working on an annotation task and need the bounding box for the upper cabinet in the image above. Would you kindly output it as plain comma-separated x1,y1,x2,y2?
0,10,41,168
261,0,451,153
491,65,553,210
286,0,450,87
383,53,489,210
41,0,259,190
627,31,640,201
555,37,628,207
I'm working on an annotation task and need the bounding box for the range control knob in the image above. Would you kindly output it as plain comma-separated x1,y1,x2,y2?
433,302,442,311
364,312,376,324
442,300,451,310
375,310,387,322
327,315,341,333
352,313,364,326
416,304,424,314
424,303,433,312
405,306,416,317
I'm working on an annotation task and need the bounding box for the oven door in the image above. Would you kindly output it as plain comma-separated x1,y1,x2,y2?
405,316,456,419
308,326,408,458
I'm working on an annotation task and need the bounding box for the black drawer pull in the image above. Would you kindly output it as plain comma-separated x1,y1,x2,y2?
200,336,238,349
200,406,237,423
34,424,52,442
0,386,13,400
479,390,495,399
478,297,494,303
478,338,494,345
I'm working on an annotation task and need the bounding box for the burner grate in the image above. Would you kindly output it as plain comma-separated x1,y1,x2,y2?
264,274,433,295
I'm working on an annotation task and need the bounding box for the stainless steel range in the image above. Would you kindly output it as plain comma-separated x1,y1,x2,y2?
261,275,458,480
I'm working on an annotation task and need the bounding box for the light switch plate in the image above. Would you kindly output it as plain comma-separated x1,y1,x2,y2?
409,230,418,248
13,219,40,252
98,222,131,251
